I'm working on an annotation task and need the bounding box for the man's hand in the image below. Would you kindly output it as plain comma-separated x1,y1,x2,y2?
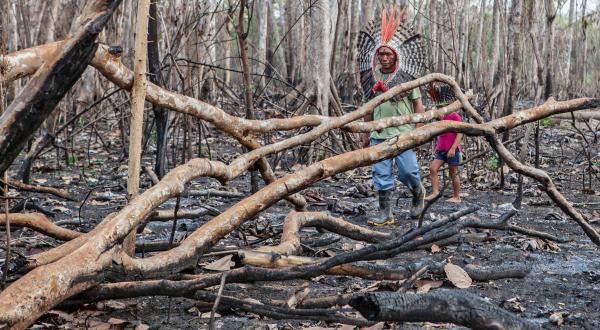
362,134,371,148
447,147,456,158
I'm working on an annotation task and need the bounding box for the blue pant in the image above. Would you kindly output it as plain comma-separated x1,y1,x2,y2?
371,138,421,192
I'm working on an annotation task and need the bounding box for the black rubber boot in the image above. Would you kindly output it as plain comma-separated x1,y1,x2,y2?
368,190,395,226
409,182,425,219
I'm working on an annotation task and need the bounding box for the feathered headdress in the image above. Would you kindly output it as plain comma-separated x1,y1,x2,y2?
357,5,427,100
424,81,458,107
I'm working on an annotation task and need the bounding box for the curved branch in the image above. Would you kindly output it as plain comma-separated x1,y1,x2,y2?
254,211,390,255
0,213,80,240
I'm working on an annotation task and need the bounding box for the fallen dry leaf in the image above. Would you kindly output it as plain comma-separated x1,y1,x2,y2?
430,244,441,253
203,255,235,271
443,263,472,289
134,324,150,330
415,280,444,293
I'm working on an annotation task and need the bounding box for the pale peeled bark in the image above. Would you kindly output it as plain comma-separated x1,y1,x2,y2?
303,0,337,115
255,1,268,88
123,0,150,255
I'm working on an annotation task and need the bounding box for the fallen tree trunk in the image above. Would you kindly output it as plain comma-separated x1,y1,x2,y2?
349,290,538,329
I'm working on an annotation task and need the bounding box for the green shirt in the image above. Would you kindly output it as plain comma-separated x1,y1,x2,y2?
370,72,421,140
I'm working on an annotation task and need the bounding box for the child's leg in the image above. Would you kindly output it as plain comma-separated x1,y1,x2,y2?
447,165,461,202
425,159,444,201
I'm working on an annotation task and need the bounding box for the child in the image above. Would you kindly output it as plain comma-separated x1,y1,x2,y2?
424,112,463,203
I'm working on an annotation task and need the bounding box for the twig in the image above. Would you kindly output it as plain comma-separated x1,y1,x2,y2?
169,196,181,247
1,172,10,288
397,266,428,292
208,272,228,330
417,181,450,227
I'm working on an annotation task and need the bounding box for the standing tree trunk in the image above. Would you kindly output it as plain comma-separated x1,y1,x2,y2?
475,0,487,90
304,0,337,116
255,1,268,89
236,0,260,193
362,0,374,23
488,0,500,92
543,0,556,100
284,0,304,84
566,0,576,96
148,0,169,178
347,0,360,91
503,0,523,122
267,0,287,82
577,0,588,94
125,0,150,254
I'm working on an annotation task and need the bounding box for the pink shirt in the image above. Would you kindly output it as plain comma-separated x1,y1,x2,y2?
436,112,462,152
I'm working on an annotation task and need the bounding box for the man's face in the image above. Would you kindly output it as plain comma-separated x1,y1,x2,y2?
377,46,397,72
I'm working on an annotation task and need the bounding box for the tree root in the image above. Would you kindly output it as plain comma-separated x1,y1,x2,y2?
349,290,538,329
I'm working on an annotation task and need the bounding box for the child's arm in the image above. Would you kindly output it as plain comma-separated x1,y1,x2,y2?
447,133,463,158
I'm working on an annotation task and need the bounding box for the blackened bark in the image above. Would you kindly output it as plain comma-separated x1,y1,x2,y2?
350,290,538,329
0,0,122,176
148,1,169,178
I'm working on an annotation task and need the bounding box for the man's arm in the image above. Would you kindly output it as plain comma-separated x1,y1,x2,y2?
412,98,425,128
447,133,463,158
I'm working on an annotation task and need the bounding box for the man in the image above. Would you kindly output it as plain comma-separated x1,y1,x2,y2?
357,7,427,226
362,46,425,226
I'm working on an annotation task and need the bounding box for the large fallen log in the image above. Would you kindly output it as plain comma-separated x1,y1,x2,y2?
349,290,538,329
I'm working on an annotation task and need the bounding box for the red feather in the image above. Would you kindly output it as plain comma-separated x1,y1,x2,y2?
427,82,440,102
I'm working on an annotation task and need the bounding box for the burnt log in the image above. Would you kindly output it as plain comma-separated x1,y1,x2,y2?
350,290,538,329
